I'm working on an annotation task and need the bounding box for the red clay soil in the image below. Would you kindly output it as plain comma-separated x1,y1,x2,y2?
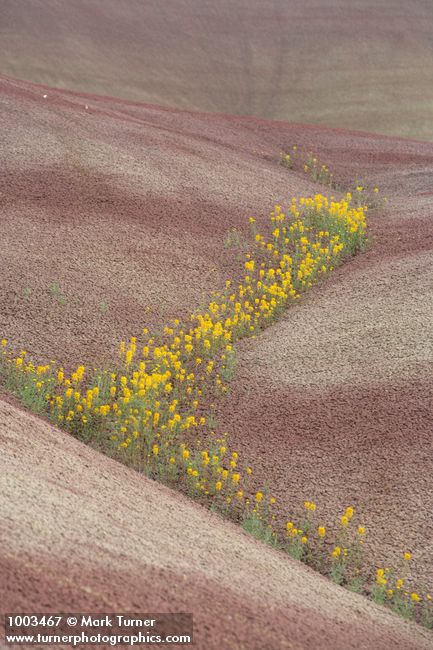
1,76,433,644
1,74,433,367
1,0,433,141
1,397,432,650
0,75,319,368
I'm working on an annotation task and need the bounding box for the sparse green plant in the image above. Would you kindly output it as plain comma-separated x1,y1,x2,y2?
347,576,363,593
391,593,416,620
303,152,334,186
330,555,347,585
206,413,218,429
224,228,243,249
49,281,61,296
242,511,280,548
371,582,388,606
281,146,335,187
220,349,236,381
421,599,433,629
350,183,388,209
280,144,298,169
49,281,67,305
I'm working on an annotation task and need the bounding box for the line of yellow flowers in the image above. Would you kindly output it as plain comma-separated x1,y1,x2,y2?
1,191,430,624
1,193,366,491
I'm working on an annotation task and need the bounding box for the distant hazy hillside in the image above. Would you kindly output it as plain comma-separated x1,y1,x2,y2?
1,0,433,140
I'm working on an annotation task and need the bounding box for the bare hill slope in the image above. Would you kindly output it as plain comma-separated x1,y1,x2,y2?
1,397,432,650
1,0,433,140
1,76,433,645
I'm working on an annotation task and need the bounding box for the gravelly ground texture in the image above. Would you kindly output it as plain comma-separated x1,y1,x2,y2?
1,398,432,650
1,0,433,140
1,76,433,646
0,75,320,367
216,150,433,589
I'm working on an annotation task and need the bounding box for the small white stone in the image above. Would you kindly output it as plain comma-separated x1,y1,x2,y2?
43,94,47,98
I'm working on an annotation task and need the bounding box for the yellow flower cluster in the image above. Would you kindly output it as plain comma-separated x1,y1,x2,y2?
1,193,368,499
281,147,333,186
372,553,433,623
303,152,334,186
3,190,429,627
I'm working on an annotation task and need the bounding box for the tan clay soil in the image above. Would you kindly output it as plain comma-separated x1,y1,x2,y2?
1,76,433,647
1,398,432,650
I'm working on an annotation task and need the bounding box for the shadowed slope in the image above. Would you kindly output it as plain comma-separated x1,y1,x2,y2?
1,0,433,140
1,397,432,650
0,75,317,366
